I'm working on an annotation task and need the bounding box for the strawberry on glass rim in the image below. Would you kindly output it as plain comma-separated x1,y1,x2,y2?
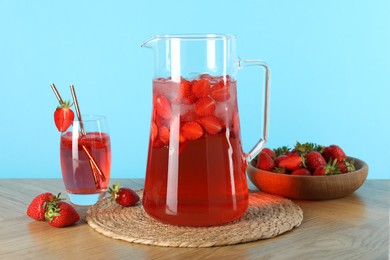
54,100,74,132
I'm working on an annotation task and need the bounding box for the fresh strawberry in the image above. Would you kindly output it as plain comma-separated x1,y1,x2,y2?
198,116,223,135
45,201,80,228
192,79,210,98
54,100,74,132
278,153,302,171
210,81,230,101
305,151,326,172
294,141,323,156
195,97,216,116
313,165,326,176
323,145,347,163
181,121,204,140
27,193,56,221
256,152,275,171
337,159,356,173
313,159,341,176
274,146,291,157
273,167,289,174
155,95,172,119
291,168,311,176
336,162,348,173
275,154,288,167
109,184,140,207
262,148,276,160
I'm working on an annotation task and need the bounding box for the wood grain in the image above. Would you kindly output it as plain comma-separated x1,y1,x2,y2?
0,179,388,259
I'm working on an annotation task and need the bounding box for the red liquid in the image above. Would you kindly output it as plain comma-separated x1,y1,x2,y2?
60,132,111,194
143,75,248,226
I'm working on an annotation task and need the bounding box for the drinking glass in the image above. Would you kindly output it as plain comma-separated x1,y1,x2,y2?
60,115,111,205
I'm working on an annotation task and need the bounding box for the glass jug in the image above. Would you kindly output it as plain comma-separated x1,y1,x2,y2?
142,34,270,226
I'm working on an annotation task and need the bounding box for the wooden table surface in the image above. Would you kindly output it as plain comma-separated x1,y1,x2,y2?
0,179,388,259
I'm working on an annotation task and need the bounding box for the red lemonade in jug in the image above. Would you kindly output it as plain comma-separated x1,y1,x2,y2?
143,75,249,226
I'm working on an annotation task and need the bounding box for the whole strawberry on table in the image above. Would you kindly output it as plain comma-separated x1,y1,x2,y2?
108,183,140,207
256,142,356,176
27,193,80,228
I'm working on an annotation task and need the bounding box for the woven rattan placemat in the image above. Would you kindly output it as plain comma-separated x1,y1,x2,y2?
86,190,303,248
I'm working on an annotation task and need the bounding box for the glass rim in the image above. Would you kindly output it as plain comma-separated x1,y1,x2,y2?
150,33,236,41
73,114,107,123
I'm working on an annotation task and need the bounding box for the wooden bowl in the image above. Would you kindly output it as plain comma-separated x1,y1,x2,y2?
247,157,368,200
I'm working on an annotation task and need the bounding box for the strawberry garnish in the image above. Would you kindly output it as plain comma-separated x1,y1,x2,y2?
181,121,204,140
195,97,216,116
45,198,79,228
155,95,172,119
198,115,224,135
210,80,231,101
192,79,211,98
109,184,140,207
54,100,74,132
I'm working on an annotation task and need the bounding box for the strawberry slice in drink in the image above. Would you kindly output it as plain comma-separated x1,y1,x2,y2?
178,79,198,104
192,79,210,98
198,115,224,135
158,126,170,145
180,121,204,140
211,80,231,102
232,111,240,135
195,96,216,116
151,121,158,142
155,95,172,119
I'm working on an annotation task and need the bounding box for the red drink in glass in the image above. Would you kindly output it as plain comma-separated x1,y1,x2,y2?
143,75,249,226
60,132,111,194
60,115,111,205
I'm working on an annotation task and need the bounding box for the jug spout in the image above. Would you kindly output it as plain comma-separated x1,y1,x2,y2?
141,35,159,49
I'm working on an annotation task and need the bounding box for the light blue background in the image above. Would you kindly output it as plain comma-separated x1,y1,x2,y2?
0,0,389,179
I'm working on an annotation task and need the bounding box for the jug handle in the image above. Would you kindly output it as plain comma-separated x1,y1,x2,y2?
240,59,271,161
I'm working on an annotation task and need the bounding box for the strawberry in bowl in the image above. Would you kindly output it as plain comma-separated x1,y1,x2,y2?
248,142,368,200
